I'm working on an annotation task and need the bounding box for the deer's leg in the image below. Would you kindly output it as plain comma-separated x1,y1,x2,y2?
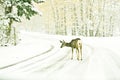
77,48,80,60
76,49,78,60
80,45,82,60
71,48,74,60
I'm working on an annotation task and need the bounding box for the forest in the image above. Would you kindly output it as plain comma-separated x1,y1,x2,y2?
38,0,120,37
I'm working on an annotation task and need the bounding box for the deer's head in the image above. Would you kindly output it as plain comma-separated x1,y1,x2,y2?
60,40,66,48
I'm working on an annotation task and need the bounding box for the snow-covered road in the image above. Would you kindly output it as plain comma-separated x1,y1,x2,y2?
0,31,120,80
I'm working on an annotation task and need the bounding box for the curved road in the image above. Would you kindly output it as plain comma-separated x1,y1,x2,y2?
0,37,93,74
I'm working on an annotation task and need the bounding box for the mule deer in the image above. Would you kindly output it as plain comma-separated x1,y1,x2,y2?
60,38,82,61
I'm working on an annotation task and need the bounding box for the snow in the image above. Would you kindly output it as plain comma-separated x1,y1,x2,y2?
0,31,120,80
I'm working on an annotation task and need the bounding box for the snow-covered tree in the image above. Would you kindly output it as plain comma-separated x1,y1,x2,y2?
0,0,44,46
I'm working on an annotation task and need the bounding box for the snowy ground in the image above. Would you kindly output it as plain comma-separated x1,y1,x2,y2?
0,31,120,80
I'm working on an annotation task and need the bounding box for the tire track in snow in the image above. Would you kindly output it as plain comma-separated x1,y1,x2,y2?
32,49,71,73
16,47,61,72
0,36,60,73
18,48,70,73
0,45,54,70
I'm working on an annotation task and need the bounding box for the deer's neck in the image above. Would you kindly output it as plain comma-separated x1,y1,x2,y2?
66,43,71,47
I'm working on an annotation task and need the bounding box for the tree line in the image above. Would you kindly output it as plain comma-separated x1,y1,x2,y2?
44,0,120,37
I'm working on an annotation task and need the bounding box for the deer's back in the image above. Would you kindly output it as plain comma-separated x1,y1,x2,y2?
70,38,81,48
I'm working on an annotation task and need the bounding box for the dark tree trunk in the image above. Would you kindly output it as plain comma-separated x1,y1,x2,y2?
5,6,13,43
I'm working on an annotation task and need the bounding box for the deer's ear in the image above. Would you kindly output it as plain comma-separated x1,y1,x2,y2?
60,40,62,43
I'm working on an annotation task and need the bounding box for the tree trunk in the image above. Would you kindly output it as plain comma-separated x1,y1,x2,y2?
5,6,13,44
50,0,57,34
